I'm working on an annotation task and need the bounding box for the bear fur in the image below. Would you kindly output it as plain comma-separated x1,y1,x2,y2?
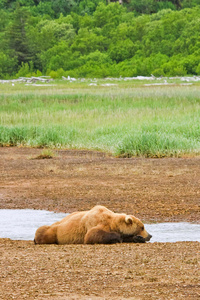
34,205,152,245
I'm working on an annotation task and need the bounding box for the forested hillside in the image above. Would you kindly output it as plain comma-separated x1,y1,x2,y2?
1,0,200,78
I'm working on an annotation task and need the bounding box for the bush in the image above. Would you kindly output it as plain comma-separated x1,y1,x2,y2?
16,62,33,78
0,52,18,78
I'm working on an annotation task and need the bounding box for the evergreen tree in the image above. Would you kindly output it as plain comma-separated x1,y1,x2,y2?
7,4,32,66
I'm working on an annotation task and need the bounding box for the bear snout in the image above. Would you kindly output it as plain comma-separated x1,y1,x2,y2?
145,233,152,241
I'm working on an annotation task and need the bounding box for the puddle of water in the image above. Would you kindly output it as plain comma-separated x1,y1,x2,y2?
0,209,67,241
0,209,199,242
145,223,200,243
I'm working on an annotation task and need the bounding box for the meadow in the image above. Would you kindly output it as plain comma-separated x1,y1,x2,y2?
0,79,200,157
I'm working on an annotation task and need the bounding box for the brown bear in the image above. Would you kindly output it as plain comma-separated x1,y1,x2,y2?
34,205,152,245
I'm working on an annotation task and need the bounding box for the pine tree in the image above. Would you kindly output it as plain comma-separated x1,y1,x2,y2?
7,4,31,66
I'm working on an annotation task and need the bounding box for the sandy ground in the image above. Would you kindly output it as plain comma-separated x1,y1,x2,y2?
0,147,200,299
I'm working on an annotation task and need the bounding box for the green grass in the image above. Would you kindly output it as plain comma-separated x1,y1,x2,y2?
0,80,200,157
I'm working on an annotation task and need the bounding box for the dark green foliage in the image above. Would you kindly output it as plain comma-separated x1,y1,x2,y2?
1,1,200,78
7,5,32,66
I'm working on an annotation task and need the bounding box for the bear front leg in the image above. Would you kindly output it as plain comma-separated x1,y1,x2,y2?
122,234,146,243
84,226,122,244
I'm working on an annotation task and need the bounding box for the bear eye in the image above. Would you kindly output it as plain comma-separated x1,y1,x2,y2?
142,226,144,231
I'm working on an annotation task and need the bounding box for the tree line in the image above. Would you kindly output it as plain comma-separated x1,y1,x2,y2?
1,0,200,78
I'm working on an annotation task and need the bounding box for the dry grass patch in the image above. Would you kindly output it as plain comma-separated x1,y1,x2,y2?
31,149,57,160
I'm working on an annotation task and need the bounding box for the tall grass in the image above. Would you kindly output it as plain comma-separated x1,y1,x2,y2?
0,82,200,157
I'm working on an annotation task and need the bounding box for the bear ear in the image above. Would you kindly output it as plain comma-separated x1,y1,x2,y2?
125,216,133,225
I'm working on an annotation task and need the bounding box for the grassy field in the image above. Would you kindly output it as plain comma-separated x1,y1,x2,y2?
0,79,200,157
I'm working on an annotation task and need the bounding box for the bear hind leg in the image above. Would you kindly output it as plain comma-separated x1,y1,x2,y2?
34,225,58,244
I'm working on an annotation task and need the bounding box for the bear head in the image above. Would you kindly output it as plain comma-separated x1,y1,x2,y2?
112,214,152,243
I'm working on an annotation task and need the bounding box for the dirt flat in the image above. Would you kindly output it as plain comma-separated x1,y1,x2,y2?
0,147,200,299
0,239,199,300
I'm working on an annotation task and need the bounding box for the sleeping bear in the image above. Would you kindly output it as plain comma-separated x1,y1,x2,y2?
34,205,152,245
